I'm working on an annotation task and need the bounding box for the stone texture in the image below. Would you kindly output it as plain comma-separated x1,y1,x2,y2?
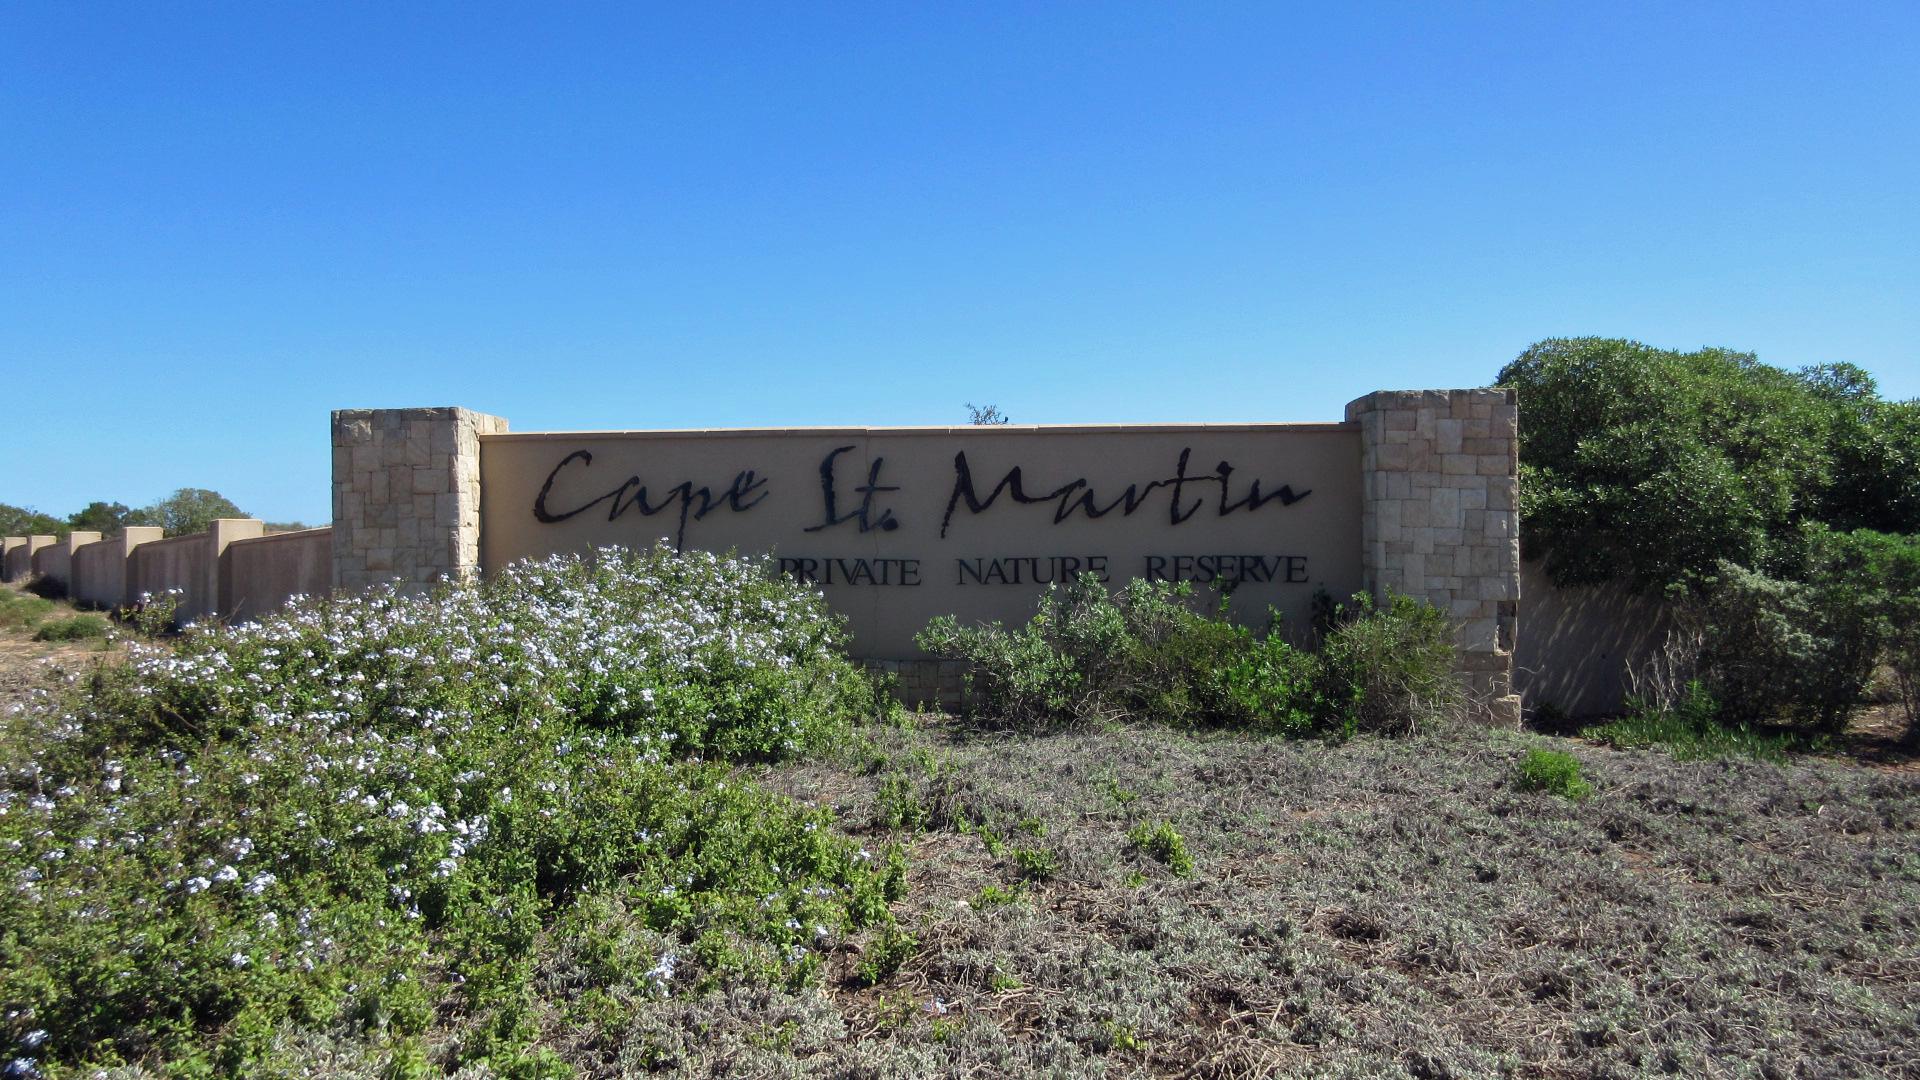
1346,389,1522,728
866,659,968,711
331,407,507,592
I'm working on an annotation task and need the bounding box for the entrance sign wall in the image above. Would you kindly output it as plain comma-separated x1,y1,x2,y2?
330,390,1520,724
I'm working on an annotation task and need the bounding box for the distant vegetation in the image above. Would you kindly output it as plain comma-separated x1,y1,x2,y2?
3,488,250,541
1501,338,1920,744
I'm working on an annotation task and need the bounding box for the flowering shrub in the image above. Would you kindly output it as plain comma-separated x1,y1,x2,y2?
0,545,900,1076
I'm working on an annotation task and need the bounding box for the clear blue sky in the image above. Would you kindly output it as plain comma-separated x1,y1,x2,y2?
3,3,1916,525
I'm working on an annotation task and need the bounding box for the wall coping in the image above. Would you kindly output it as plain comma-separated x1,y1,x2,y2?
229,527,332,548
482,421,1360,442
138,533,206,551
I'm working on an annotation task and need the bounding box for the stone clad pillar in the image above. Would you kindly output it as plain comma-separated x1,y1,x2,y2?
1346,389,1522,727
331,407,508,592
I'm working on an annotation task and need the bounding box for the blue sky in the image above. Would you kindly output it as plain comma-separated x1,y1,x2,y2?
3,3,1916,525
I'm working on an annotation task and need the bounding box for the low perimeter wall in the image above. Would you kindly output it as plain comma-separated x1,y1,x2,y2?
225,528,333,623
130,533,214,617
10,522,331,626
3,536,56,583
70,528,164,610
1514,559,1676,718
30,542,70,590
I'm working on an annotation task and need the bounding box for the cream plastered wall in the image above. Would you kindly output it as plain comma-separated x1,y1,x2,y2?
478,424,1365,658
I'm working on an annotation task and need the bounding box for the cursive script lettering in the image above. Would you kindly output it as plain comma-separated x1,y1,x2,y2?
939,449,1309,538
532,450,769,548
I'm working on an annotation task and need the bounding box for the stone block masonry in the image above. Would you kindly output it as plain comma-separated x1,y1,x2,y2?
331,407,508,592
1347,389,1522,727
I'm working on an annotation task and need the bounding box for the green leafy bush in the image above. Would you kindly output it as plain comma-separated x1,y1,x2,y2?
1514,748,1593,800
917,577,1455,735
0,544,900,1076
1690,528,1920,732
1315,592,1462,735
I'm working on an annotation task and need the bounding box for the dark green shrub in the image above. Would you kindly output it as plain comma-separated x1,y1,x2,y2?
1514,748,1593,800
916,575,1320,732
1315,592,1462,735
31,613,110,641
1499,339,1839,591
918,579,1461,736
1694,527,1917,732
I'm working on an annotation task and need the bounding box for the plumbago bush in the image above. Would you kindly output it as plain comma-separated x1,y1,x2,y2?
0,545,902,1078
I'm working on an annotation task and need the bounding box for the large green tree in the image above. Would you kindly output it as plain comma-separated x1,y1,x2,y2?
1499,338,1920,734
0,503,67,538
67,500,136,534
1497,338,1918,593
138,488,248,536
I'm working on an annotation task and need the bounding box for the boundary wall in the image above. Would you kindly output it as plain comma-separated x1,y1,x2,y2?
1512,559,1677,718
4,522,331,627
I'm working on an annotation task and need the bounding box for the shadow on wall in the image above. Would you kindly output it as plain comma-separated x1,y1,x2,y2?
1514,559,1675,719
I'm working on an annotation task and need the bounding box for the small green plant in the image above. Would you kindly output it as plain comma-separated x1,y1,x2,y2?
1514,748,1593,800
1010,845,1059,881
1101,1019,1148,1054
875,772,931,830
1125,820,1194,877
1096,771,1139,810
973,882,1026,908
32,612,111,642
853,924,918,987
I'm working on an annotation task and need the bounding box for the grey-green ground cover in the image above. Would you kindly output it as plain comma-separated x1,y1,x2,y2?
717,723,1919,1079
470,720,1918,1079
